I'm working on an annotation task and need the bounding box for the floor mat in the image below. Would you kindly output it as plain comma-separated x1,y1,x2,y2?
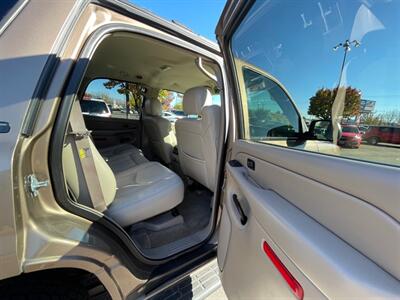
131,187,212,249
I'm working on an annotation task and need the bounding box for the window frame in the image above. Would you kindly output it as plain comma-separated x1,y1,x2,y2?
234,62,306,141
220,0,400,168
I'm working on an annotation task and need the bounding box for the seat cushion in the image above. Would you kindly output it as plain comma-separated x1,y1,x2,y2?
106,162,184,226
99,144,148,174
98,144,138,157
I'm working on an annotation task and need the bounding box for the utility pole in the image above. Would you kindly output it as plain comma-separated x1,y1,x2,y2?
331,39,361,141
333,39,361,85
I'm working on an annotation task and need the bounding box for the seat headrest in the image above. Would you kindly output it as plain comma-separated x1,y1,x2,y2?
144,98,162,116
183,86,212,115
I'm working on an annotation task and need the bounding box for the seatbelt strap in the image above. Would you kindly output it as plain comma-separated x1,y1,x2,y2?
68,101,107,212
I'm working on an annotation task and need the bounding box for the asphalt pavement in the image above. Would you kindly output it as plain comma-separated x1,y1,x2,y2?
340,142,400,166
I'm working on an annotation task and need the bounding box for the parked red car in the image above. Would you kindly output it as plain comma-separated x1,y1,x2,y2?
363,126,400,145
338,125,362,148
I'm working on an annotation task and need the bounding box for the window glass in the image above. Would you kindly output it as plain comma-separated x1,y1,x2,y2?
212,93,221,106
0,0,18,22
231,0,400,166
157,88,221,121
244,68,300,140
83,79,145,119
158,89,185,122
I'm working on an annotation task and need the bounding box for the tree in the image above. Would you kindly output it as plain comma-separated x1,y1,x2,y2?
362,112,381,125
362,109,400,125
158,89,174,111
103,80,143,112
173,102,183,111
90,92,113,105
308,87,361,119
380,110,400,124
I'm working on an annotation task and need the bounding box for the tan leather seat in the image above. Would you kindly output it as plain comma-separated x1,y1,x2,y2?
142,98,176,164
109,161,183,226
175,87,221,191
63,137,184,227
99,144,148,173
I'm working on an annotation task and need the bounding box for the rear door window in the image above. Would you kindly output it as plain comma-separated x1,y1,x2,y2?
243,68,300,140
83,78,145,119
230,0,400,166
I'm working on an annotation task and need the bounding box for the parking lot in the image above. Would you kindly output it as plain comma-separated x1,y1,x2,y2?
340,143,400,166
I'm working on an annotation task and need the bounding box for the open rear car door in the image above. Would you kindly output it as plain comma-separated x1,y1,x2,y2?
216,0,400,299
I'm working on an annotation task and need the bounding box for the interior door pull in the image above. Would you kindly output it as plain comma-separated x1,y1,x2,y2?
232,194,247,225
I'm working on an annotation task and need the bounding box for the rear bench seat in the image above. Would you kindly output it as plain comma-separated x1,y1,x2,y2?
99,144,148,173
63,139,184,227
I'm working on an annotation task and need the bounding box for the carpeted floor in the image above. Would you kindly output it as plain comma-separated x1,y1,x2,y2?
130,187,213,249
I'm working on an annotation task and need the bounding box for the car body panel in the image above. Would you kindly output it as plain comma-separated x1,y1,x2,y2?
80,98,112,118
1,0,224,298
338,125,362,148
0,0,77,280
364,126,400,145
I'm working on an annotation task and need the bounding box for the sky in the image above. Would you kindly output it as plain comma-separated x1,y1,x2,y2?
130,0,226,41
87,0,398,117
231,0,399,116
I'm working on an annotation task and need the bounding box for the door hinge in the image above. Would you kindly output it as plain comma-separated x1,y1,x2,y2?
25,174,49,197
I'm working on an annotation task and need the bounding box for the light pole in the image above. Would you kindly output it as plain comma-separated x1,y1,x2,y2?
330,39,361,142
333,39,361,85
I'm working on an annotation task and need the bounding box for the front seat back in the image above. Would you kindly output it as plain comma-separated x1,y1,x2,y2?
143,98,176,164
175,87,221,191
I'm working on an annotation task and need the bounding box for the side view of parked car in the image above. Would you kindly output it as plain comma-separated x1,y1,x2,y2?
363,125,400,145
80,98,112,118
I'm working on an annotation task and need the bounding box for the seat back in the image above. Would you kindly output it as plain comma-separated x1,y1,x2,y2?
175,87,221,191
63,123,116,209
143,98,176,164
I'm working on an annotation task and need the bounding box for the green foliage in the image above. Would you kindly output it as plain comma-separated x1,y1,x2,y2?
158,89,175,111
158,90,177,111
308,87,361,119
103,80,143,112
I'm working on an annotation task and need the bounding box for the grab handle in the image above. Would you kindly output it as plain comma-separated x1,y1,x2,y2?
232,194,247,225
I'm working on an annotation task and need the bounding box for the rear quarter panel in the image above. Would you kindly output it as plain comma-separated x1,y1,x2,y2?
0,0,75,279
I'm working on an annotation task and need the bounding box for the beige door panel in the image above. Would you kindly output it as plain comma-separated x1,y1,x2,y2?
218,140,400,299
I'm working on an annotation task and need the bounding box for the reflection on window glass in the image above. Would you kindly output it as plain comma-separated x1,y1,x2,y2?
231,0,400,166
243,68,300,139
84,79,145,119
